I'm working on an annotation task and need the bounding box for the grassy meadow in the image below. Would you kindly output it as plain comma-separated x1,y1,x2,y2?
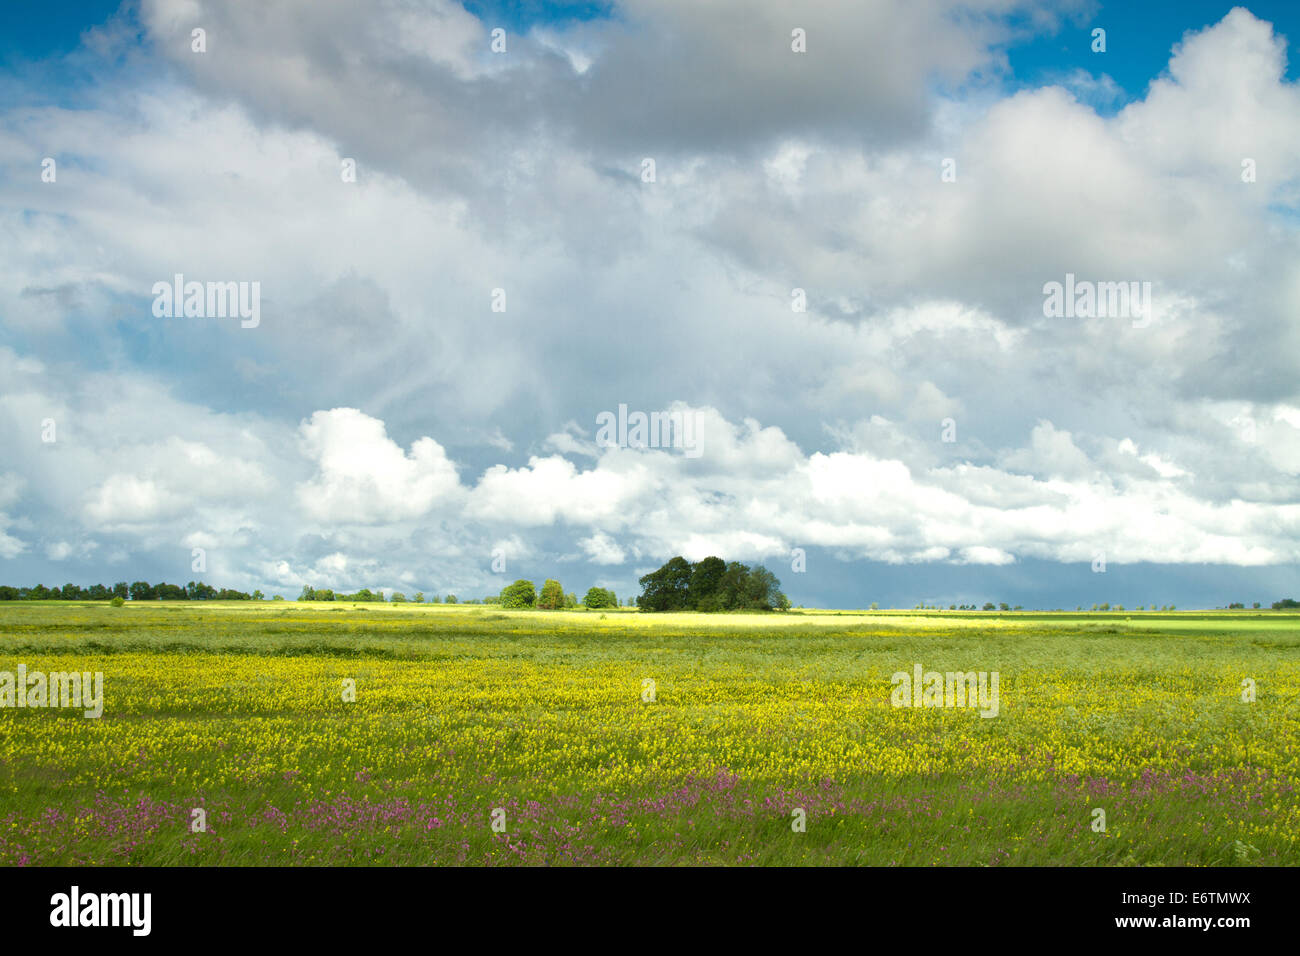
1,602,1297,866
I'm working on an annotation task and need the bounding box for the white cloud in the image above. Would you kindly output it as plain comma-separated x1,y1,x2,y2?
579,532,626,564
85,475,186,524
0,476,24,558
0,5,1298,601
296,408,461,523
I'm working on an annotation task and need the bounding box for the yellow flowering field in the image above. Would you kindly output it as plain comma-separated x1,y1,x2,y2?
1,603,1296,865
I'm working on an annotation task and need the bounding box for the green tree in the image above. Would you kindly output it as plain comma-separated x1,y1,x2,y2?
711,561,751,610
637,557,785,612
637,557,692,611
687,556,726,608
537,579,564,610
743,566,783,610
499,580,535,608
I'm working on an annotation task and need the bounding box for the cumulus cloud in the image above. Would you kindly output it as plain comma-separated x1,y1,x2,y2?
85,475,187,525
0,4,1297,603
296,409,461,523
0,473,25,559
580,532,627,565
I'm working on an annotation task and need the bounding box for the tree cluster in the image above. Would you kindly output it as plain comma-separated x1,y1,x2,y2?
583,587,618,608
0,581,261,601
635,556,788,612
498,579,579,609
298,587,467,603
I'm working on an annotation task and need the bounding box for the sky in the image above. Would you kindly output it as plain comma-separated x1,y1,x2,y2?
1,0,1298,608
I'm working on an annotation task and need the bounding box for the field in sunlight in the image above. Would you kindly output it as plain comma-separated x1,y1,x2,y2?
1,603,1296,865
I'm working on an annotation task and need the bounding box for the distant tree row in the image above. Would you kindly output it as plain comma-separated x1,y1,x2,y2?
636,557,789,612
298,586,459,603
498,579,585,609
7,580,1295,613
1224,600,1300,609
583,587,619,608
0,581,262,601
295,580,625,610
937,603,1024,611
886,602,1294,612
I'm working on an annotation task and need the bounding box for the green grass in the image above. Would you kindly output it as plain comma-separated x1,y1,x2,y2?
1,602,1297,865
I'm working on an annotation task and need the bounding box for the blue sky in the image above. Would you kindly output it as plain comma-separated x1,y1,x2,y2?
9,2,1299,90
8,2,1298,94
1006,1,1300,103
0,2,123,60
1,1,1298,607
461,1,613,33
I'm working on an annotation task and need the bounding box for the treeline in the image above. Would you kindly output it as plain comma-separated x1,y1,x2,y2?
636,556,789,612
7,580,1294,612
910,601,1300,612
298,586,427,603
298,586,465,604
0,581,262,601
496,580,621,609
298,582,624,609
